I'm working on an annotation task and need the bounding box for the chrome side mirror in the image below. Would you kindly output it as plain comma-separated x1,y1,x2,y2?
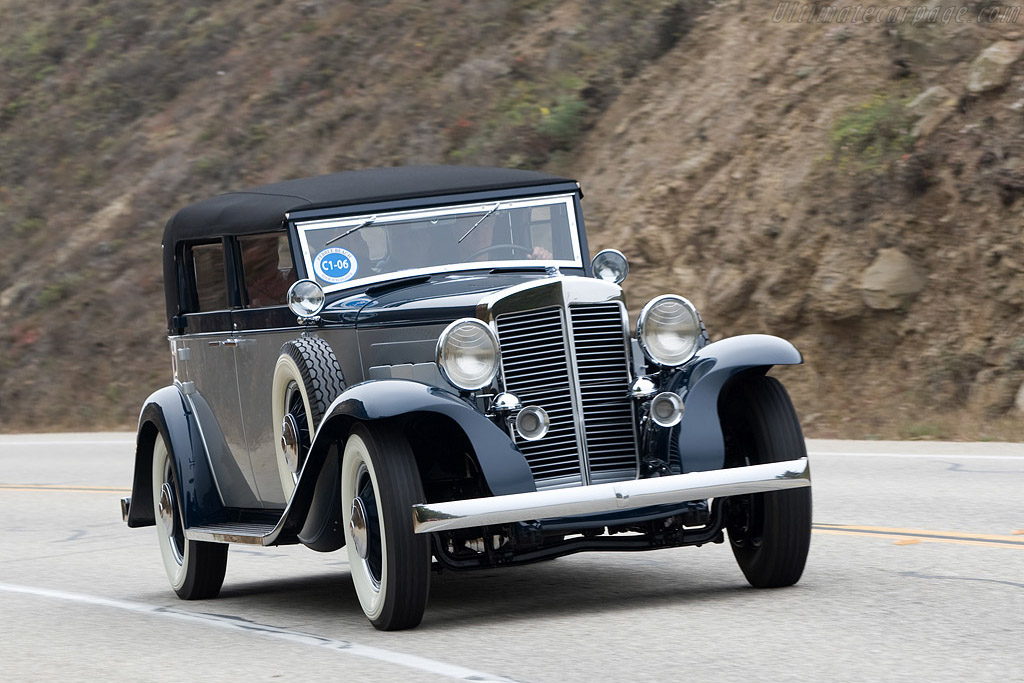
591,249,629,284
287,279,325,324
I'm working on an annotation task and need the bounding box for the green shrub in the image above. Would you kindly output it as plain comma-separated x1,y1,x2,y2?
536,94,588,150
830,94,916,174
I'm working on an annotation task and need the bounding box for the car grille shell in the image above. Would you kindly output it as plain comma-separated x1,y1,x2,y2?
486,279,639,490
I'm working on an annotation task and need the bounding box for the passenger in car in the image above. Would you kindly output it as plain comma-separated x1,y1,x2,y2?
243,235,297,307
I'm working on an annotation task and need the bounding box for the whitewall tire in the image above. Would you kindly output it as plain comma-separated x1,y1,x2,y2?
341,423,430,630
151,433,227,599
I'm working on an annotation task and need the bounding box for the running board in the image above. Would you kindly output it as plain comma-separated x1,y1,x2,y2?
186,522,277,545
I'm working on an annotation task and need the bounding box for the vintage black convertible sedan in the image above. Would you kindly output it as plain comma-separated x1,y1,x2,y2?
121,166,811,630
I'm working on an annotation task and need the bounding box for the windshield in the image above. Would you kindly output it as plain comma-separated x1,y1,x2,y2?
295,194,582,291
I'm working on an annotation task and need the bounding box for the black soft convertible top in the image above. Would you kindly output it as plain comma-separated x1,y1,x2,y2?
162,166,575,329
163,166,573,245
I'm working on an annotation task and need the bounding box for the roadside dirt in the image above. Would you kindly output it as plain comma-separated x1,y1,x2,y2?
1,0,1022,439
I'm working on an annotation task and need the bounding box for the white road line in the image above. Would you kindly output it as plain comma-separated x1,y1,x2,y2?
0,440,135,447
809,451,1024,461
0,582,522,682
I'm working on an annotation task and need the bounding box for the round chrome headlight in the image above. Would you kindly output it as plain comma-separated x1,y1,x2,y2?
436,318,499,391
287,279,325,317
636,295,702,366
591,249,629,284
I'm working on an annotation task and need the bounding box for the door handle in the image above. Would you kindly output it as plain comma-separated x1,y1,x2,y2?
207,339,245,347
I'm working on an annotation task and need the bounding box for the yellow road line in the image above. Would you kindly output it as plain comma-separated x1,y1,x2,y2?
0,484,130,494
814,524,1024,549
0,486,1019,550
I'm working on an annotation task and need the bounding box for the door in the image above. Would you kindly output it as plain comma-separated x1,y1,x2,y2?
231,232,360,506
178,240,261,508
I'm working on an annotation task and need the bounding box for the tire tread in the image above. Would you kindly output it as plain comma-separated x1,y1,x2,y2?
725,376,811,588
282,336,346,429
178,542,228,600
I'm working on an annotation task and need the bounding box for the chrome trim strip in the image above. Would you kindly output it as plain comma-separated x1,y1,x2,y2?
185,523,276,545
412,458,811,534
561,303,592,483
173,327,308,339
476,276,624,320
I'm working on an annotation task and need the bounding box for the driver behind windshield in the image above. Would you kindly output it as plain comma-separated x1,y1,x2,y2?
455,213,552,262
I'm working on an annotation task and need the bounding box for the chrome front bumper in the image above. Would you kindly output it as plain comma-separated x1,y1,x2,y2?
412,458,810,534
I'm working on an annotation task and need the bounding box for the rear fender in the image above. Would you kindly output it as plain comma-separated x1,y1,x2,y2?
266,379,534,544
128,385,224,529
665,334,803,472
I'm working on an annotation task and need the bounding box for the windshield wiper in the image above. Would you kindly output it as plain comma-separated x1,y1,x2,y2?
326,215,377,246
457,203,501,244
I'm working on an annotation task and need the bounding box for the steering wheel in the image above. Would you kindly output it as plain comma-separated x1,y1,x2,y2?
468,244,532,261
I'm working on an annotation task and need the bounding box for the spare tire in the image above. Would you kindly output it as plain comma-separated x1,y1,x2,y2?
272,336,346,499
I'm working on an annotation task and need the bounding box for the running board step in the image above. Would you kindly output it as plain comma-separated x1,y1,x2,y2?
186,522,276,545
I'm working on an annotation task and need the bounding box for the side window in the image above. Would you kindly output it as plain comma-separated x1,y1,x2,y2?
191,242,229,312
240,233,296,308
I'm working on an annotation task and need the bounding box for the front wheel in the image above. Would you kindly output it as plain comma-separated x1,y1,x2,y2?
722,375,811,588
151,433,228,599
341,423,431,630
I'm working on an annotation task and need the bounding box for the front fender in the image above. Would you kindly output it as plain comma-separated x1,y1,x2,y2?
264,379,535,545
322,380,535,495
128,385,224,529
664,334,803,473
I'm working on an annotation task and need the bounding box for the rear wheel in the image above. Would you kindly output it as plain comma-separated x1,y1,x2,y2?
341,423,431,630
151,433,228,599
722,375,811,588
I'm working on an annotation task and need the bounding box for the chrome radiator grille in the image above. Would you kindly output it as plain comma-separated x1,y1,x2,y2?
496,308,583,487
495,303,638,490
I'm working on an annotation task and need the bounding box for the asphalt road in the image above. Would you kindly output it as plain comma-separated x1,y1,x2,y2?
0,434,1021,682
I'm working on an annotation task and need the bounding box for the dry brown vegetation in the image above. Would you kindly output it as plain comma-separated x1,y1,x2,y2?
1,0,1023,440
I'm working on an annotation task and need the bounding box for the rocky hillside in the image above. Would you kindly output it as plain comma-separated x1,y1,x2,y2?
1,0,1022,440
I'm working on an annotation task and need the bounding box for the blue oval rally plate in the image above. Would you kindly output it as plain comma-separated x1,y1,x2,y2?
314,247,358,284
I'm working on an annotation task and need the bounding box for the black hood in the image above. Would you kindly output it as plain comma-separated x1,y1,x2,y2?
322,271,582,326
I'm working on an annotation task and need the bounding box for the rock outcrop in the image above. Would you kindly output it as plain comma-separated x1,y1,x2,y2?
860,249,928,311
967,41,1024,93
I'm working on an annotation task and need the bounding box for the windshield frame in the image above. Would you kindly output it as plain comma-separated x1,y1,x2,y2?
294,193,584,294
